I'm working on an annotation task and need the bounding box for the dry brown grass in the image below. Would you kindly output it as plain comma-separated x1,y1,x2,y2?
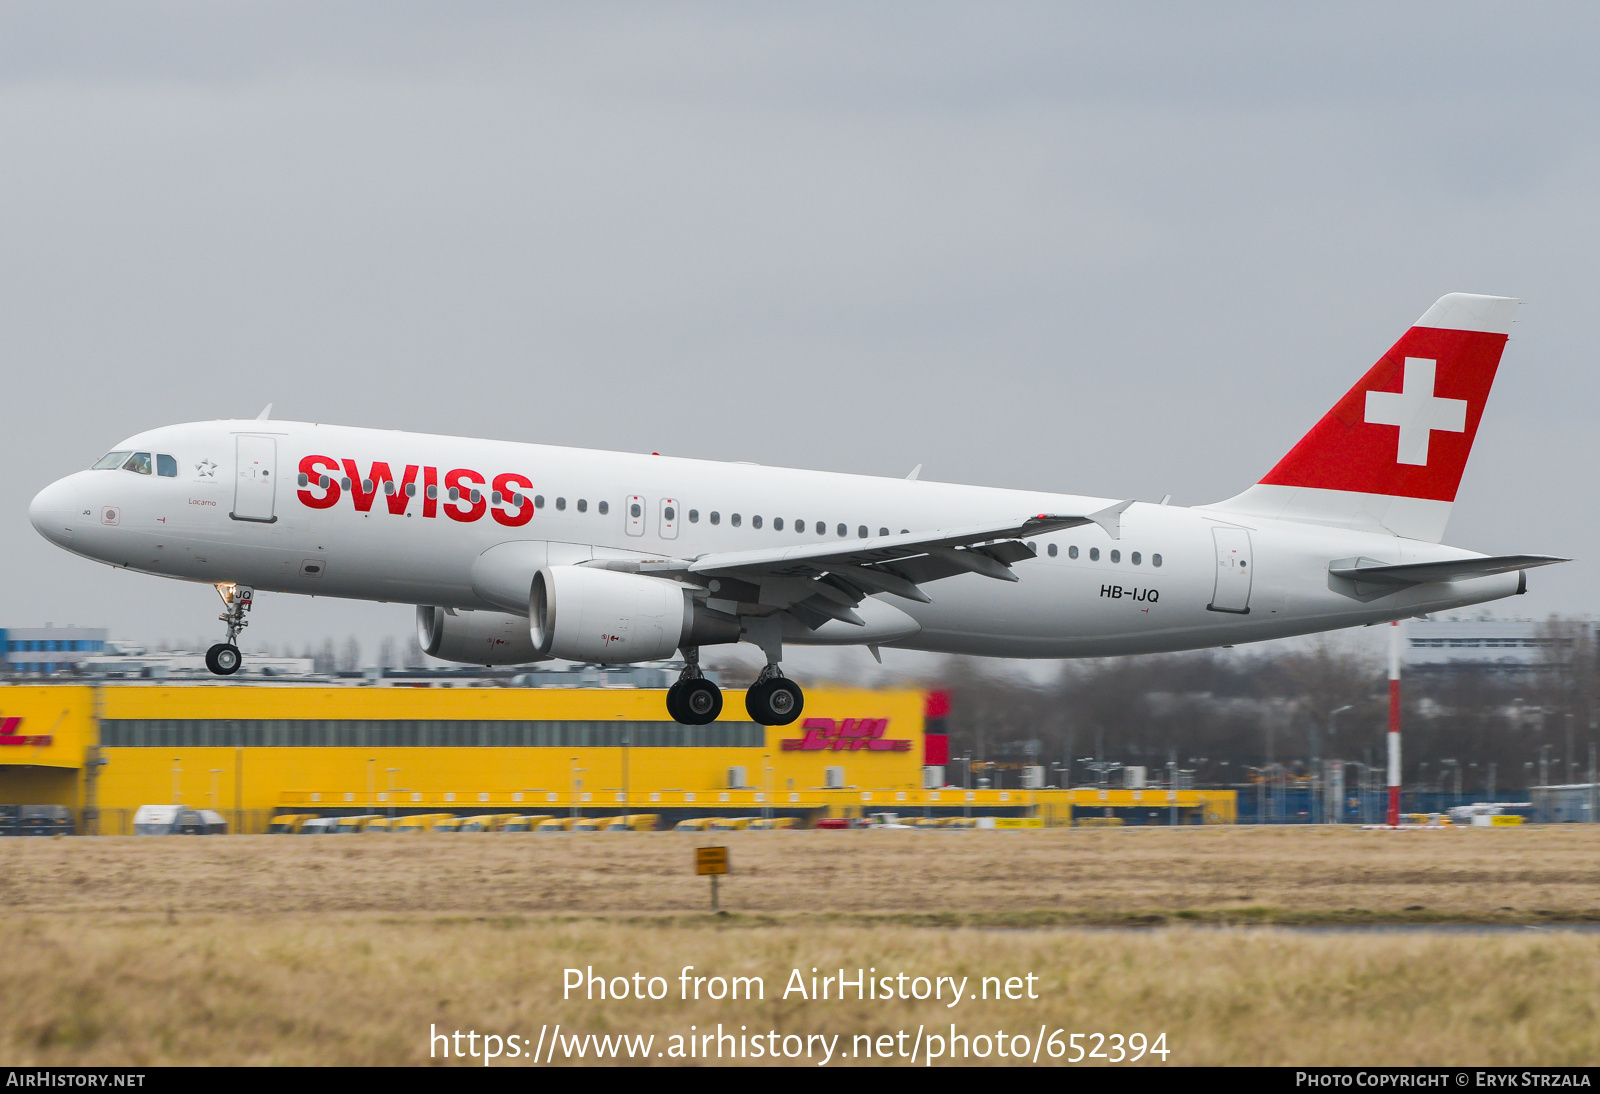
1,825,1596,922
1,827,1596,1065
3,916,1598,1066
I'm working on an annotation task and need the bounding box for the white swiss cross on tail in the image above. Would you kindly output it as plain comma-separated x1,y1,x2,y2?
1218,293,1518,542
1363,357,1468,466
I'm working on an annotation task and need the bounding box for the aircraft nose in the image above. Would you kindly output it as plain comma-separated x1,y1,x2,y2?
29,476,81,546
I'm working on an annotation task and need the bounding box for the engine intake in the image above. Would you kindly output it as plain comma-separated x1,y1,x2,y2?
416,606,544,666
531,565,739,664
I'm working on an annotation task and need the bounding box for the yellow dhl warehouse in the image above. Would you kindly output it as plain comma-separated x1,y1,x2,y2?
0,683,1234,831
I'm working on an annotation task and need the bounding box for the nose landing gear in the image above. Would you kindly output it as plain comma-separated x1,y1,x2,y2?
666,647,723,726
205,584,253,677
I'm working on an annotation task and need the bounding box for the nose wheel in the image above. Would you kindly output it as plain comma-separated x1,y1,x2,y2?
205,643,242,675
207,584,254,677
667,648,723,726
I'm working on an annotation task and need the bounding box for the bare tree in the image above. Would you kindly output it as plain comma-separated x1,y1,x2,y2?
339,635,362,672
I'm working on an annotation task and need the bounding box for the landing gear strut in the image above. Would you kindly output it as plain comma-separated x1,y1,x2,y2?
666,647,722,726
745,663,804,727
205,584,252,677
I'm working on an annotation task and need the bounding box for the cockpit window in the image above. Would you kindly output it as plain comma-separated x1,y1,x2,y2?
156,454,178,477
122,452,153,475
92,451,132,470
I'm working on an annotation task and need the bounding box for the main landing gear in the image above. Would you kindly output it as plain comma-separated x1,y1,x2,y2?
666,648,723,726
665,637,805,728
745,664,803,727
205,584,253,677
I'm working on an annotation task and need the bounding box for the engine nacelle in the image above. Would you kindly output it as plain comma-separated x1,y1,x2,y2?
531,565,739,664
416,606,545,666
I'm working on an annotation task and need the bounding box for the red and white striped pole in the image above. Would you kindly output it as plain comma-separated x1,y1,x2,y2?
1387,620,1402,827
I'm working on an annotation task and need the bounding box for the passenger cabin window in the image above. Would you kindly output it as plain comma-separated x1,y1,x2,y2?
1089,548,1099,561
1068,545,1078,559
752,515,763,529
858,525,868,538
710,511,720,525
534,495,544,508
772,517,782,530
556,497,566,510
1048,543,1058,557
688,509,699,523
1131,551,1141,565
577,499,587,512
598,501,609,515
156,454,177,477
795,519,805,532
836,523,847,537
92,451,131,470
1110,550,1121,563
731,513,742,527
879,527,889,537
123,452,153,475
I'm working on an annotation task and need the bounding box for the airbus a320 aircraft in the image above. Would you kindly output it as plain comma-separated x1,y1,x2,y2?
29,293,1564,727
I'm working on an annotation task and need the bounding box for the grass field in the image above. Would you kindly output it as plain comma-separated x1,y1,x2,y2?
1,826,1597,1065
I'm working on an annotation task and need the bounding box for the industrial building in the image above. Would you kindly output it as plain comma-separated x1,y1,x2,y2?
1404,617,1591,672
0,681,1234,831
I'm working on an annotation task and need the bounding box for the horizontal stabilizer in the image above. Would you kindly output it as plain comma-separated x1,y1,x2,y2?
1328,554,1568,586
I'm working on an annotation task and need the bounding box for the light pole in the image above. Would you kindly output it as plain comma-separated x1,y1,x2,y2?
387,767,399,819
621,735,630,809
1244,766,1266,825
1315,705,1354,825
570,757,586,819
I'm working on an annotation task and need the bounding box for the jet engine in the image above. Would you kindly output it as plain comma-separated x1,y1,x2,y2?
531,565,740,664
416,606,544,666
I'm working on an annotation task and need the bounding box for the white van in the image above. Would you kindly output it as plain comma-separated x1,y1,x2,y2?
133,804,182,836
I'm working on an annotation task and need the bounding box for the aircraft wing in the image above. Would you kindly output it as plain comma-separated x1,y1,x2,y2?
1327,554,1568,586
631,502,1132,629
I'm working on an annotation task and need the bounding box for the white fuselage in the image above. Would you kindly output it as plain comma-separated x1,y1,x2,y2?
28,419,1521,658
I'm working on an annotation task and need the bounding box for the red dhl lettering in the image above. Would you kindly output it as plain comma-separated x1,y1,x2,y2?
780,717,912,752
0,717,50,747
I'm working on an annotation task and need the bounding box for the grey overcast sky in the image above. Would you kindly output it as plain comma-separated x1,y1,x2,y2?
2,2,1597,671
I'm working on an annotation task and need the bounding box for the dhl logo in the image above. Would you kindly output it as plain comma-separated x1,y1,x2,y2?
781,717,912,752
0,717,51,747
295,456,535,527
